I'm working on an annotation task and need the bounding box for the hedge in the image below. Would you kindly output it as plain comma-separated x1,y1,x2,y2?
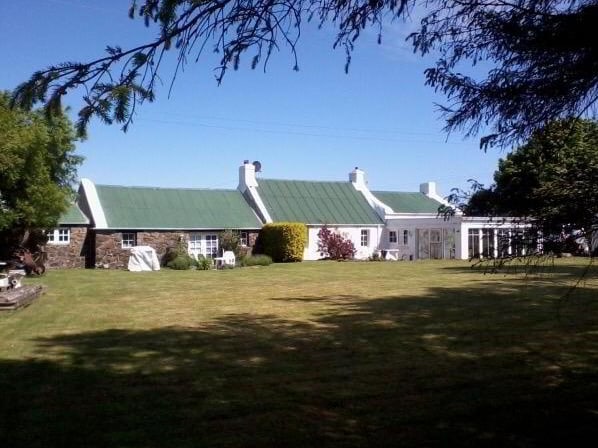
257,222,307,262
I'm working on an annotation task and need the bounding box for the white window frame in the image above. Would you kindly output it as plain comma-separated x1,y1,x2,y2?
47,228,70,245
188,233,219,258
360,229,369,247
205,234,219,258
403,230,409,245
121,232,137,249
188,233,202,256
240,231,249,247
389,230,397,244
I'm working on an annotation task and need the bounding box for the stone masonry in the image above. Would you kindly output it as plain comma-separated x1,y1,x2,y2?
45,226,88,269
95,231,140,269
94,230,260,269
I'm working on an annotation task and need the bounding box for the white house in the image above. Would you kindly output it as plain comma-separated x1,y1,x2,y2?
238,162,532,261
237,161,384,260
348,167,533,260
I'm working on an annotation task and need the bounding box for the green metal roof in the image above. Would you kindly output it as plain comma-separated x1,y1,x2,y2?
373,191,443,214
257,179,383,225
95,185,262,229
58,203,89,225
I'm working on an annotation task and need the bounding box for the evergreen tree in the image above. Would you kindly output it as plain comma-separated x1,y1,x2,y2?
12,1,598,147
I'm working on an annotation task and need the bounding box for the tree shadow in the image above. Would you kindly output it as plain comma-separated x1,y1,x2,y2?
2,280,598,447
440,257,597,280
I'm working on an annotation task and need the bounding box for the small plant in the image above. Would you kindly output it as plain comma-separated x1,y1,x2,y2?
196,255,212,270
242,254,273,266
162,236,191,267
161,247,179,266
167,255,193,270
369,252,383,261
317,226,356,260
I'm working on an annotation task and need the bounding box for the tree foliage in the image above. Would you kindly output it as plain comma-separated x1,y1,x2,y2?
466,119,598,238
0,91,81,256
219,229,242,256
12,0,598,146
411,0,598,148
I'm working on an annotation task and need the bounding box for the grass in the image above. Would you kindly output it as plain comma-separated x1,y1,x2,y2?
1,259,597,447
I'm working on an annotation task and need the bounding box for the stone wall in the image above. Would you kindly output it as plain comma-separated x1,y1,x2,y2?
45,227,88,269
138,231,184,264
242,231,259,256
94,230,260,268
95,231,136,269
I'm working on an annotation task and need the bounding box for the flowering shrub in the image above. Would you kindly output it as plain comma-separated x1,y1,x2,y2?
317,226,356,260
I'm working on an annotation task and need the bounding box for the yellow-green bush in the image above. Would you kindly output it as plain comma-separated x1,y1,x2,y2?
257,222,307,262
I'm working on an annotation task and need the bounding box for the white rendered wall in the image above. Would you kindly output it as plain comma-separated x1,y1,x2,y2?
380,215,529,260
381,216,461,260
304,225,383,261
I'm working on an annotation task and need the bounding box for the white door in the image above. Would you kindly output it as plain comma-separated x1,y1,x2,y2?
418,229,430,259
430,229,442,259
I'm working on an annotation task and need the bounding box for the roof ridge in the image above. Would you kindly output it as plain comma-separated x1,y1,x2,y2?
259,178,348,184
372,190,423,194
95,184,238,192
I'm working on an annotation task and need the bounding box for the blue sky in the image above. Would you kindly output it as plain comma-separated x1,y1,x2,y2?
1,0,507,196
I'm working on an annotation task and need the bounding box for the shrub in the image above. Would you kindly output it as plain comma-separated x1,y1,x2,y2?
196,255,212,270
242,254,273,266
161,247,180,267
369,251,383,261
317,226,356,260
162,237,190,267
218,230,241,257
257,222,307,262
167,255,193,270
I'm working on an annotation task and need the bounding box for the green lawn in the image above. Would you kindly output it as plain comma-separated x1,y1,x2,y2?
1,259,597,447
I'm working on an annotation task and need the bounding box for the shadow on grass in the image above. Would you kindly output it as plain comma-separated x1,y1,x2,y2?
440,257,597,280
2,281,598,447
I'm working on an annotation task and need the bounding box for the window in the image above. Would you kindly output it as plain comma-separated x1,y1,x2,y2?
512,229,528,257
46,228,70,245
481,229,495,258
403,230,409,245
389,231,397,243
240,231,249,247
360,229,369,247
58,228,70,243
205,234,218,257
497,229,510,258
188,233,220,258
468,229,480,258
122,232,137,249
188,233,202,257
189,234,201,250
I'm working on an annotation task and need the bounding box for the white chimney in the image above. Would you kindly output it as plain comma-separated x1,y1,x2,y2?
419,181,460,214
238,160,258,192
419,181,437,197
349,167,367,190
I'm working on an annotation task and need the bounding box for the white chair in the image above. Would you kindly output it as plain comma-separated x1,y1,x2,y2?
215,251,236,269
222,251,236,267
